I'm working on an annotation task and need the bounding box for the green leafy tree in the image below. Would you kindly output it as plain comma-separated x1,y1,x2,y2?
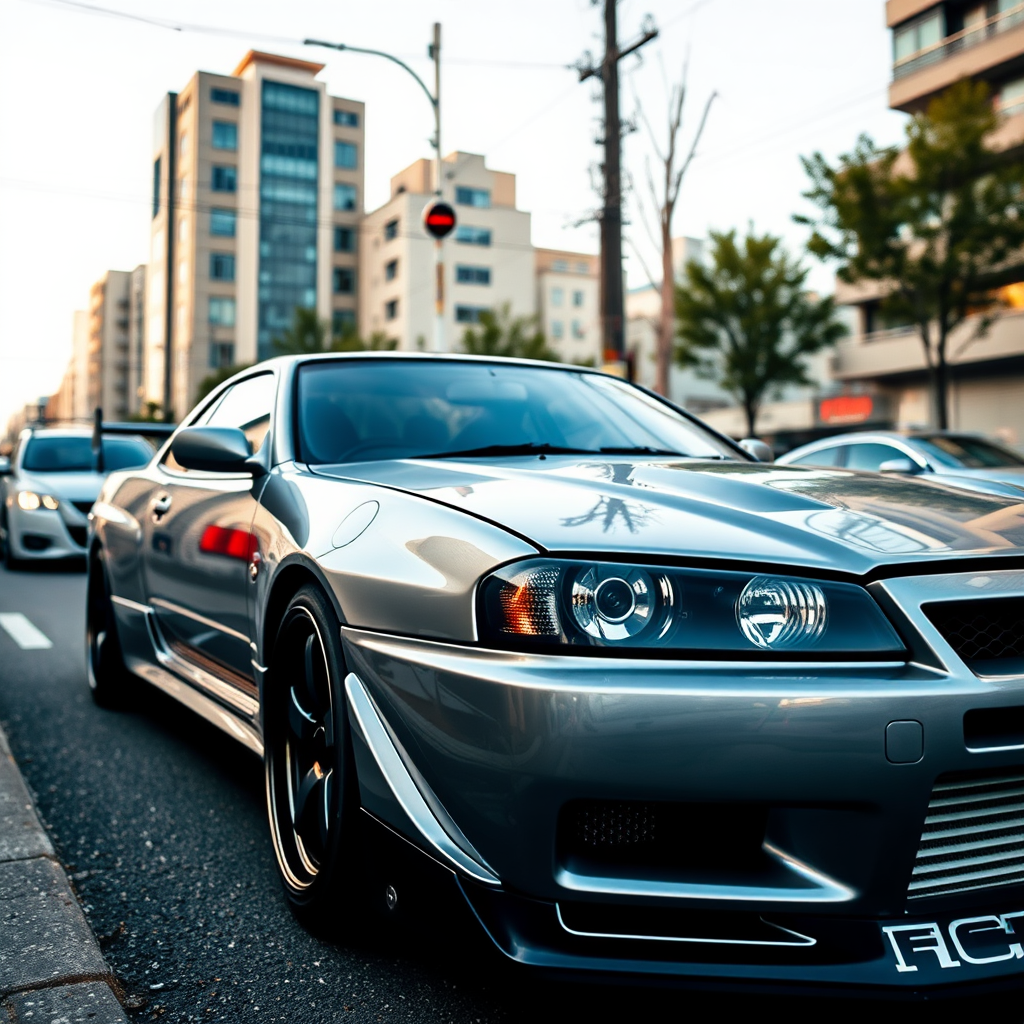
799,80,1024,429
332,329,397,353
460,304,559,361
273,307,397,355
676,229,846,437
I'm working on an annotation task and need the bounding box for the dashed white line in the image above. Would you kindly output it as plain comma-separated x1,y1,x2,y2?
0,613,53,650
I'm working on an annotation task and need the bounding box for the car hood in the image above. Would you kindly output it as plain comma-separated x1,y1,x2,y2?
15,470,103,504
935,466,1024,493
312,457,1024,575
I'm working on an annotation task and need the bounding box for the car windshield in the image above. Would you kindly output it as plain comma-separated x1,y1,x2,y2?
21,435,154,473
297,360,738,465
912,435,1024,469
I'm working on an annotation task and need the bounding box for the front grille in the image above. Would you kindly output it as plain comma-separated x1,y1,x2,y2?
909,768,1024,900
576,801,656,848
925,598,1024,662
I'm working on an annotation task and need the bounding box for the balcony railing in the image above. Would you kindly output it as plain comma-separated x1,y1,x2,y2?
894,2,1024,80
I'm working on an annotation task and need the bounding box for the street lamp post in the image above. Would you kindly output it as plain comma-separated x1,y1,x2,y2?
306,26,446,352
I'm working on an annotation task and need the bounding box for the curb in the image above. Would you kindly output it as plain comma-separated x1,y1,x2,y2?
0,722,128,1023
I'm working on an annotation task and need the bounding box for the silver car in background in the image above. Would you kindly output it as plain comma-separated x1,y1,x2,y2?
0,426,160,568
777,430,1024,497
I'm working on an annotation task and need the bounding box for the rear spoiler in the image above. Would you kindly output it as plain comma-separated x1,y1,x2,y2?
91,407,176,473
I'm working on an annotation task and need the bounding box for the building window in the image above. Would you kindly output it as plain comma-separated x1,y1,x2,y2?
210,253,235,281
211,87,240,106
333,109,359,127
209,297,236,326
210,208,236,237
212,121,238,150
179,131,189,160
385,259,398,281
209,342,235,368
893,8,944,64
572,290,584,307
178,217,189,243
998,76,1024,116
177,259,188,285
334,226,355,253
384,218,399,241
332,309,357,336
152,157,161,218
333,267,355,294
456,265,491,285
575,261,590,274
551,320,564,339
455,225,491,246
455,186,491,208
385,299,399,320
212,166,237,192
552,259,568,272
455,305,489,323
551,286,564,307
572,319,584,339
334,183,357,211
179,177,190,202
334,141,358,169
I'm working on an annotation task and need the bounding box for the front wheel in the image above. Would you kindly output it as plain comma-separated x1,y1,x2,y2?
265,584,358,931
85,551,128,707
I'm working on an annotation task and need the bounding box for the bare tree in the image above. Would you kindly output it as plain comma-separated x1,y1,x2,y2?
634,67,715,395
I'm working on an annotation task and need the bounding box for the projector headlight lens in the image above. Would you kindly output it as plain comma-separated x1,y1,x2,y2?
17,491,59,511
479,559,903,657
736,576,827,650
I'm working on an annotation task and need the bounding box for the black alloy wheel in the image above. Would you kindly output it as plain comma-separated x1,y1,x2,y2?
85,550,128,707
265,584,357,929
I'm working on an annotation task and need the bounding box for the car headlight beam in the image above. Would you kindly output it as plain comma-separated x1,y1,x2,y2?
17,490,58,511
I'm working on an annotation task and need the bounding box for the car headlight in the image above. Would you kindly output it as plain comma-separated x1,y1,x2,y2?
479,558,904,657
17,491,59,511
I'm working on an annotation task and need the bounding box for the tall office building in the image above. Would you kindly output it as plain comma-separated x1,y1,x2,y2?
146,51,364,418
360,152,534,350
831,1,1024,443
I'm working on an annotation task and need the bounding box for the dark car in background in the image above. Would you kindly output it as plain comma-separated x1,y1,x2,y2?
777,430,1024,497
0,425,162,568
86,355,1024,995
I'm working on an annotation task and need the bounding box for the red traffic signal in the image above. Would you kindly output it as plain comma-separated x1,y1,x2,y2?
423,201,456,240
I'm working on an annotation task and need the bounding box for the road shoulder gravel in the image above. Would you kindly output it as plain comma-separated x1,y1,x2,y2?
0,720,128,1022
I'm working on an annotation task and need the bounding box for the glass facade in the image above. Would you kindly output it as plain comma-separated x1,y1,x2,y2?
258,80,320,360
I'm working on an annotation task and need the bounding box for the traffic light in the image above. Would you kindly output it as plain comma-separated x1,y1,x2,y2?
423,201,456,240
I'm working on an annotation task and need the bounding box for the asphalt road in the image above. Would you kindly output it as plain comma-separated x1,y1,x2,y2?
0,560,1011,1022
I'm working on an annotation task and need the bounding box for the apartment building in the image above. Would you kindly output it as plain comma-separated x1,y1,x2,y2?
360,152,534,350
146,51,364,417
535,249,600,364
830,1,1024,444
87,270,146,420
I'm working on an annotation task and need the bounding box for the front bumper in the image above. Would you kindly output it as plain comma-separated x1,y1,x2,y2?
340,567,1024,990
6,501,88,560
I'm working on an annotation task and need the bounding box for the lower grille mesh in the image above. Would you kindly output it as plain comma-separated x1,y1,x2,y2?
909,768,1024,900
576,801,656,847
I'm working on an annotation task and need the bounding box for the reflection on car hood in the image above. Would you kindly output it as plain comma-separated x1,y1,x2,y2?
935,465,1024,491
14,470,104,503
313,457,1024,574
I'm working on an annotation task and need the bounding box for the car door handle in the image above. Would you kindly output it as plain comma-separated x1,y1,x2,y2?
151,494,172,519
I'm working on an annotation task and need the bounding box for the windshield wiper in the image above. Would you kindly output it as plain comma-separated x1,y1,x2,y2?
598,445,685,456
413,442,600,459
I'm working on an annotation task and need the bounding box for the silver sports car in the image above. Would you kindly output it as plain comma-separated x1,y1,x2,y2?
88,354,1024,995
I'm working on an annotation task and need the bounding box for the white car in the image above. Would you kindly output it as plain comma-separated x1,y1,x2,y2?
0,426,157,568
777,430,1024,497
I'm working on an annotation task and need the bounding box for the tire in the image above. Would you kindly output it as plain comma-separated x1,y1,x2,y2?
265,584,359,932
85,550,128,707
0,513,21,571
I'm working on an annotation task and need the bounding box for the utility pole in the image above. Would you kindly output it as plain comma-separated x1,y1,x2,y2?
429,23,445,354
578,3,657,371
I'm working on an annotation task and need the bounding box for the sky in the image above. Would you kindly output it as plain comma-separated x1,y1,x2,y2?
0,0,908,427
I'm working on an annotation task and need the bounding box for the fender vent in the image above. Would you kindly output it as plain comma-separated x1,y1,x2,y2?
909,767,1024,900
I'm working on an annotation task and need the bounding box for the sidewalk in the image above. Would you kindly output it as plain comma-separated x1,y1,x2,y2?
0,721,128,1022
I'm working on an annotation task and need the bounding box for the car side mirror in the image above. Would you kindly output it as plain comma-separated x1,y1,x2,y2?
170,426,262,474
738,438,774,463
0,456,10,476
878,457,920,474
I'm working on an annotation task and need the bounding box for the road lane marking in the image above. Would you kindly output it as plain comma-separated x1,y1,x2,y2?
0,613,53,650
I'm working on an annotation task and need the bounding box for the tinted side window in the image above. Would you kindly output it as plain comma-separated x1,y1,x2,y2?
204,374,276,454
845,443,903,472
789,446,843,467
